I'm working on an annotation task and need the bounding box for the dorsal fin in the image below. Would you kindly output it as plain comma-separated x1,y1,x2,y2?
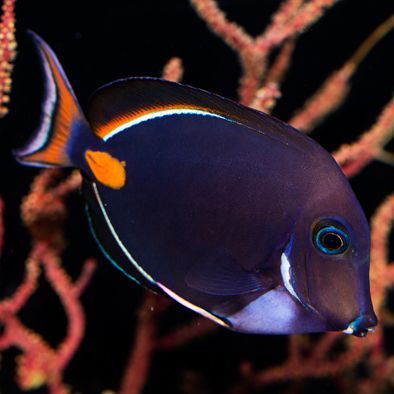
87,78,303,143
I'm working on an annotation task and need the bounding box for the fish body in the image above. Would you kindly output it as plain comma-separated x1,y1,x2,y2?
15,33,377,336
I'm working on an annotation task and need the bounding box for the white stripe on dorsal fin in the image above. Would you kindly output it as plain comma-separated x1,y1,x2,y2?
87,78,304,148
103,108,225,141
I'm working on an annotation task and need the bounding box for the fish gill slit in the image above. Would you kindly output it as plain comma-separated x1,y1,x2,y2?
303,252,311,305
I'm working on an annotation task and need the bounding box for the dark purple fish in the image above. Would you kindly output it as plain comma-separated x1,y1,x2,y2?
14,32,377,337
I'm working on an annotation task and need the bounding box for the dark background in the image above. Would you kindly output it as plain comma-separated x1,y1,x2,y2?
0,0,393,393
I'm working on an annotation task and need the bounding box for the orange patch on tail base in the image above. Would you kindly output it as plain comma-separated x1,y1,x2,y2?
85,150,126,189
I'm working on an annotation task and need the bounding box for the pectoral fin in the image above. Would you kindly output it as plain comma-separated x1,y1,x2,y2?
185,250,272,296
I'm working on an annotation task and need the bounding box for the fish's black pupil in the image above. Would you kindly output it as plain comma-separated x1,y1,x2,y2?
313,222,349,255
321,232,343,250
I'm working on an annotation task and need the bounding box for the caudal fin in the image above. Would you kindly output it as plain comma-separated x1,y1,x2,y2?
14,32,89,167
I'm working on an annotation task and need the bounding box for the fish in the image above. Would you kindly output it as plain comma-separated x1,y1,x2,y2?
14,32,377,337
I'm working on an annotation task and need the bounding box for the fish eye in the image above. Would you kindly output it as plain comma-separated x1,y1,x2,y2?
313,222,349,255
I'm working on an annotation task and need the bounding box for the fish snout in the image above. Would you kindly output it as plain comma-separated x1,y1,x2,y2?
342,313,378,337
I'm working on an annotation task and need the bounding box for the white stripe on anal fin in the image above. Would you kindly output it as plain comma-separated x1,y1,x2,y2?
156,282,230,328
103,109,227,141
93,181,230,328
92,182,155,284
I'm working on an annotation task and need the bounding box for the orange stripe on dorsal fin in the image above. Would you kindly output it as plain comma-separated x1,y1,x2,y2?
14,32,89,167
88,78,220,140
87,78,307,149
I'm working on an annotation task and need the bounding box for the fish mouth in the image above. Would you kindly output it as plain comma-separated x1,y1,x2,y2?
342,326,375,337
280,252,378,337
342,314,378,337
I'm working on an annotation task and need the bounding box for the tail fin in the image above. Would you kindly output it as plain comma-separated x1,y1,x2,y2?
14,32,89,167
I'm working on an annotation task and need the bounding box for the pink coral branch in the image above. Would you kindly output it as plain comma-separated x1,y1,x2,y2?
250,40,295,113
290,15,394,133
0,165,95,392
119,292,160,394
72,258,97,297
265,40,296,85
0,246,41,315
287,335,303,364
191,0,339,106
52,170,82,198
237,54,266,105
290,64,353,132
1,315,63,391
40,246,89,369
0,244,96,392
190,0,259,105
259,0,304,42
357,326,387,394
21,169,67,228
309,332,342,362
249,336,367,387
333,97,394,177
255,0,339,53
21,169,82,250
162,57,184,82
190,0,253,53
0,0,16,117
156,316,216,349
369,194,394,310
250,82,282,113
0,196,4,254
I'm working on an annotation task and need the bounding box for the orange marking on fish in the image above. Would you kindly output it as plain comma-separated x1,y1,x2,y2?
85,150,126,189
95,104,215,139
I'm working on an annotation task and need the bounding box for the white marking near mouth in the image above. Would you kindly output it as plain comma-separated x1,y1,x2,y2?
280,252,302,303
342,326,354,335
343,324,375,335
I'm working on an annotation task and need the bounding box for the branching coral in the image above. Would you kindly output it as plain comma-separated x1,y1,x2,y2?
0,171,96,393
289,15,394,133
0,0,393,393
0,0,16,117
190,0,341,106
